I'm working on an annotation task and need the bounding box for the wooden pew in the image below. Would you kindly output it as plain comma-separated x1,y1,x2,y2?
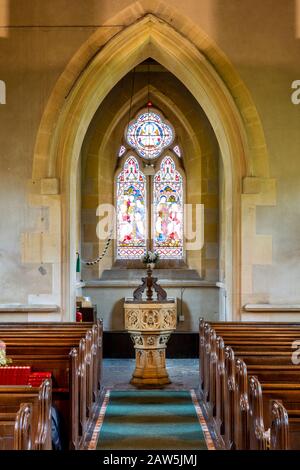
285,411,300,449
0,379,52,449
220,348,300,449
201,322,300,360
0,320,103,393
269,400,288,450
199,319,300,450
209,320,300,328
1,356,72,449
232,362,300,449
259,399,300,450
0,320,103,449
249,378,300,450
0,403,32,450
0,322,95,329
249,377,300,450
200,320,300,402
0,320,103,388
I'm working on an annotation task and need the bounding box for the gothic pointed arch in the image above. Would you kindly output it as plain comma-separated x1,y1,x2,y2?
30,8,272,319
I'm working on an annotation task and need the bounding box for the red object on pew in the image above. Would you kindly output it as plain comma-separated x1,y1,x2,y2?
0,366,32,385
0,367,52,387
27,372,52,387
76,311,83,322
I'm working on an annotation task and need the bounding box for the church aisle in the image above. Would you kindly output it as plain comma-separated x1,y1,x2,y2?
102,358,199,390
87,390,214,450
83,359,214,450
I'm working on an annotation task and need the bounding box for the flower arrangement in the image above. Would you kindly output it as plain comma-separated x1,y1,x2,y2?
0,341,12,367
141,250,160,266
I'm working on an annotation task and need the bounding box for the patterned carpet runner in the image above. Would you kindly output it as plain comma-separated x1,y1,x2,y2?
88,390,214,450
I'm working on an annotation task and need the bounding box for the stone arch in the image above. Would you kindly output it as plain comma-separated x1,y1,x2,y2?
82,83,210,279
30,8,272,319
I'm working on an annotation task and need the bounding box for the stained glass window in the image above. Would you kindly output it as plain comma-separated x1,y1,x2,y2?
126,110,174,160
153,156,184,259
116,156,147,259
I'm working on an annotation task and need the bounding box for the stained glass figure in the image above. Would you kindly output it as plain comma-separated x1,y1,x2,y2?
153,156,183,259
173,145,181,158
126,110,174,160
116,156,147,259
118,145,126,157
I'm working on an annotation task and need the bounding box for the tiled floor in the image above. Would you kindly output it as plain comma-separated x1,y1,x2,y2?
103,358,199,390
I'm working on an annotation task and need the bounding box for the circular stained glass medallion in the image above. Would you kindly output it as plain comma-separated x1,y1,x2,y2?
126,109,174,160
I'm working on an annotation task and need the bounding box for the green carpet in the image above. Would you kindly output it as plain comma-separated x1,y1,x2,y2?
96,390,209,450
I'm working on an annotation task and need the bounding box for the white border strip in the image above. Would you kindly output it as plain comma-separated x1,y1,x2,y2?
190,389,215,450
88,389,110,450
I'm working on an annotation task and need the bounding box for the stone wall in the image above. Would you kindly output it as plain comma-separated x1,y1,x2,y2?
83,283,220,332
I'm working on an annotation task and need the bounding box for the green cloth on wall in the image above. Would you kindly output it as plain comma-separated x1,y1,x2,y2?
76,252,80,273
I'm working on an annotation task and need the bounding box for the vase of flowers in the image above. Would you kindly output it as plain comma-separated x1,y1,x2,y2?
141,251,160,269
140,251,160,301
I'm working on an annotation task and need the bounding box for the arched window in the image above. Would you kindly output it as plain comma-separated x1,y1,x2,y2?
116,156,147,259
153,156,183,259
116,108,184,261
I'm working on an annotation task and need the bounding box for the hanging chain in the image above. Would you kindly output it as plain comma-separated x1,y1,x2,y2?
81,228,114,266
